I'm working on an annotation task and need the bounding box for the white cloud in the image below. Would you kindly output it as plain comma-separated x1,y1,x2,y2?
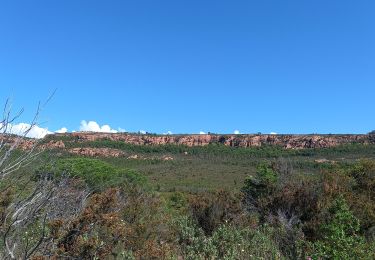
270,132,277,135
139,130,146,134
2,123,52,139
163,131,173,135
118,127,126,133
79,120,118,133
55,127,68,134
234,130,241,135
199,131,206,135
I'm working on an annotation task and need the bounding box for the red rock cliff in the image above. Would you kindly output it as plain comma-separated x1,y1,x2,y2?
48,132,374,149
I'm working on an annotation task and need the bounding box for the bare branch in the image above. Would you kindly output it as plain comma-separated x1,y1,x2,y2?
0,95,57,259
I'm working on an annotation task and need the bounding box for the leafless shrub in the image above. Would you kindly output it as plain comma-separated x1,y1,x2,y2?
0,99,44,181
0,94,72,259
1,175,54,259
272,157,294,185
1,175,90,259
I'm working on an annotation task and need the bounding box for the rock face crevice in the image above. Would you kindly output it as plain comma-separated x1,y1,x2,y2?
47,133,374,149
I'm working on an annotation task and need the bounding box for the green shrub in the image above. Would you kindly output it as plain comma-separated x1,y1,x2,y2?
350,160,375,198
167,192,188,211
310,196,367,259
211,225,285,259
174,216,284,259
242,162,278,200
242,162,278,217
36,158,146,190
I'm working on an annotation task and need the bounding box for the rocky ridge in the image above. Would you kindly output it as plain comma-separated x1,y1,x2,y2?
2,133,374,158
50,132,374,149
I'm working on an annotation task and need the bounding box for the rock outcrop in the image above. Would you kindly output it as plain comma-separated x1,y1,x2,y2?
68,147,125,158
2,133,374,151
49,132,373,149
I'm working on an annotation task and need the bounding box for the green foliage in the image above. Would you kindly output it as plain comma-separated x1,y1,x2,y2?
256,162,278,185
210,225,285,259
242,162,278,203
47,140,375,192
167,192,188,212
174,216,210,259
350,160,375,197
239,159,375,259
310,196,367,259
119,250,136,260
175,216,284,259
37,158,147,190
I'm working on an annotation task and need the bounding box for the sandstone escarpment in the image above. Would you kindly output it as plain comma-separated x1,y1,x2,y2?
49,132,374,149
2,132,374,152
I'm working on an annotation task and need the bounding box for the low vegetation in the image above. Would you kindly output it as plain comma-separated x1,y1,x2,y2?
1,138,375,259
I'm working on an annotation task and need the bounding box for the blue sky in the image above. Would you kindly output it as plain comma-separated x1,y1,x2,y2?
0,0,374,135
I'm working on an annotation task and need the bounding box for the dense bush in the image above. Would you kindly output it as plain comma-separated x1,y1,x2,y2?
48,188,129,258
309,196,368,259
187,190,250,235
3,143,375,259
242,162,278,214
36,158,146,190
34,186,177,259
242,160,375,258
174,216,284,259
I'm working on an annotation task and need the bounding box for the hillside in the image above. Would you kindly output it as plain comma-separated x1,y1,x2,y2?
2,132,374,191
30,132,374,191
2,132,375,258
